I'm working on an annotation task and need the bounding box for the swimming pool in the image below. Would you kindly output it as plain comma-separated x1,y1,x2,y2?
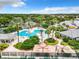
18,29,41,37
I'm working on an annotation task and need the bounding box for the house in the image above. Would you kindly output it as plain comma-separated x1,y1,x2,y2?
60,29,79,40
74,20,79,27
0,33,16,43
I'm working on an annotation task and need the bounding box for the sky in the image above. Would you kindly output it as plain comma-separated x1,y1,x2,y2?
0,0,79,14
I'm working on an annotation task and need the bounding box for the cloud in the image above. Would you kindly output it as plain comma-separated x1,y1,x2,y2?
0,0,25,7
30,7,79,14
12,1,25,7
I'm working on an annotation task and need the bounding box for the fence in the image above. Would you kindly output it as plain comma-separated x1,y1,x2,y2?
1,52,79,57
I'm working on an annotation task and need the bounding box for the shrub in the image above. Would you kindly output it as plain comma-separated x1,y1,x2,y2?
0,43,9,51
68,26,76,29
61,42,68,46
30,36,39,40
68,40,76,46
63,37,70,42
68,40,79,49
45,38,55,43
14,42,22,49
44,38,58,45
21,39,34,50
31,38,39,44
30,36,39,44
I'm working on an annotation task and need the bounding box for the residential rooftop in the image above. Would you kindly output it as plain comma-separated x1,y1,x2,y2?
0,33,16,40
60,29,79,39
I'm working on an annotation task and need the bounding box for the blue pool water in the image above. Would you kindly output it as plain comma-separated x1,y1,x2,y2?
18,29,41,37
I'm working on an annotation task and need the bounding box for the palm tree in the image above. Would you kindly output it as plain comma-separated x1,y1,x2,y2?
10,17,23,42
16,24,19,42
40,29,43,42
46,26,53,37
26,17,33,33
45,29,51,38
46,25,57,39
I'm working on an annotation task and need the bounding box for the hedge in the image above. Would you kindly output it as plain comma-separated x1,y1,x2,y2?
0,43,9,51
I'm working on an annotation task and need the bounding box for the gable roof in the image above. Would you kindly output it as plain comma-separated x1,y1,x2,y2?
60,29,79,39
0,33,16,40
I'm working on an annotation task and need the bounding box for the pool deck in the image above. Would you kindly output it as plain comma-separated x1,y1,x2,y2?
1,27,76,57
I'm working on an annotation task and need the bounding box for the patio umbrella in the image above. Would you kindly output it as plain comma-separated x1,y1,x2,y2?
63,46,75,53
44,45,55,53
55,45,64,53
33,45,42,53
3,46,21,52
2,46,33,56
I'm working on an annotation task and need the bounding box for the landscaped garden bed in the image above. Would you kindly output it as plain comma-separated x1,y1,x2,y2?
14,36,40,50
68,26,77,29
68,40,79,49
0,43,9,51
62,36,79,49
44,38,58,45
61,41,68,46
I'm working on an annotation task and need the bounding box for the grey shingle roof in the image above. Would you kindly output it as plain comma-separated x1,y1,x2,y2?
60,29,79,39
0,33,16,40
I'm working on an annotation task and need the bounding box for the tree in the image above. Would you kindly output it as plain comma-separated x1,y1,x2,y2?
25,17,35,33
63,37,70,42
55,32,61,39
41,23,48,29
45,29,51,38
0,17,11,27
21,40,34,50
10,17,23,42
47,25,56,38
40,29,43,42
